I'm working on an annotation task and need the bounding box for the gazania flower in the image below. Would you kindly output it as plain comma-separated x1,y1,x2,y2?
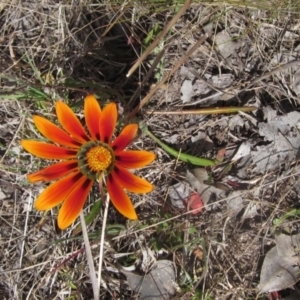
21,95,155,229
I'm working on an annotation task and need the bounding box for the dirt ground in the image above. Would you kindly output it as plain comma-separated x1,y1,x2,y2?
1,1,300,299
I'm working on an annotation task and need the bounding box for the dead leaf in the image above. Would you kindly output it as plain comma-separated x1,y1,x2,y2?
236,110,300,178
231,142,252,162
122,260,178,300
258,233,300,293
226,190,244,215
228,115,245,130
181,79,193,103
168,182,189,210
214,30,235,58
193,247,204,261
211,73,234,88
252,132,295,174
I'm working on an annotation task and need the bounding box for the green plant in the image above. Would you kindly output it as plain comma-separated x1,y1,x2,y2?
273,209,300,231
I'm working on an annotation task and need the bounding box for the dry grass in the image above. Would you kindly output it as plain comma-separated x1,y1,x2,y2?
1,0,300,299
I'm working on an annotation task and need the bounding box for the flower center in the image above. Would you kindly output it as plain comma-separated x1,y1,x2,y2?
86,146,112,172
77,141,115,180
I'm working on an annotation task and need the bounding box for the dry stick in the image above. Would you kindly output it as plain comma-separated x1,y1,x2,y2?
126,0,192,78
14,189,31,298
80,210,99,300
126,48,165,110
19,191,32,268
127,33,209,122
248,59,300,86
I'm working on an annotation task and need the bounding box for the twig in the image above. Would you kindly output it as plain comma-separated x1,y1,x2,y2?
248,59,300,86
19,191,32,268
126,0,192,77
126,48,165,110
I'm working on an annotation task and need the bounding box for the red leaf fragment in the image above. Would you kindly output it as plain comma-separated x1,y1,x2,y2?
216,148,226,162
226,180,241,188
184,192,204,215
269,291,280,300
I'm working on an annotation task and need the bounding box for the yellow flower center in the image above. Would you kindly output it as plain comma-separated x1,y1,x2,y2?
86,146,112,172
77,141,115,180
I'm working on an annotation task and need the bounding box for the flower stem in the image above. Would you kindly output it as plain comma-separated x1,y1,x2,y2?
98,191,110,294
80,210,98,299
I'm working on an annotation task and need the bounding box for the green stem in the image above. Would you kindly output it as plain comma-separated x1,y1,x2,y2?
143,125,217,167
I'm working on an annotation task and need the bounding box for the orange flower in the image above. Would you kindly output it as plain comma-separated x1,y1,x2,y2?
21,95,155,229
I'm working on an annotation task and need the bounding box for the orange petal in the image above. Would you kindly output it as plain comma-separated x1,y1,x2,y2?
57,176,93,229
56,101,90,143
107,174,138,220
27,160,78,182
99,102,117,143
84,95,101,140
111,166,153,193
35,172,84,210
111,124,138,151
33,115,81,148
115,150,156,169
21,140,77,159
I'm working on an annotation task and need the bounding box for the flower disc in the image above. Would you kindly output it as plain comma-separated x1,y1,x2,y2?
77,141,115,179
